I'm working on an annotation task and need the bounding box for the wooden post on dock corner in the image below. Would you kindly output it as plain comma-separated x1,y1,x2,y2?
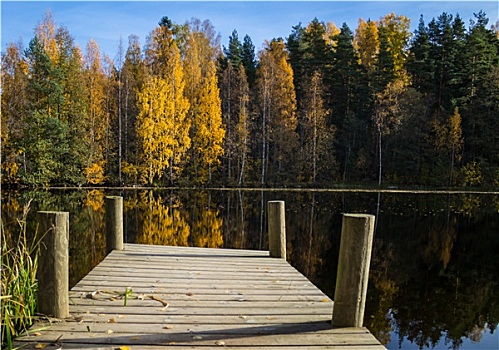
268,200,286,259
37,211,69,318
332,213,375,328
105,196,124,254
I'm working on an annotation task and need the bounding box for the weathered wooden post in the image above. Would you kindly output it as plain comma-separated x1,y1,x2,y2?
37,211,69,318
268,200,286,259
332,213,375,328
105,196,124,254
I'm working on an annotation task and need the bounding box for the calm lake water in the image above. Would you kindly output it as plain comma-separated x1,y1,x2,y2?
2,188,498,350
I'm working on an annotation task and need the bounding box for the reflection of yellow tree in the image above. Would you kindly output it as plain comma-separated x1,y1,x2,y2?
136,192,190,246
70,190,106,286
0,195,22,246
458,194,481,218
368,242,398,345
83,189,105,213
423,216,457,269
191,209,223,248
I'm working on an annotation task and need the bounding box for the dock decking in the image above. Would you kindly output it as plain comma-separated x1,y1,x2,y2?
16,244,386,349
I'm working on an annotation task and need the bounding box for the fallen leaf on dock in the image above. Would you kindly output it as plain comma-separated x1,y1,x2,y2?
163,325,174,329
192,336,203,340
108,318,116,323
106,329,114,334
150,295,169,307
215,340,226,346
34,344,47,349
33,332,42,336
186,292,193,296
118,346,131,350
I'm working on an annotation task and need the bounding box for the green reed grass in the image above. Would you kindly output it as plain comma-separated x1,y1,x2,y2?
1,200,41,349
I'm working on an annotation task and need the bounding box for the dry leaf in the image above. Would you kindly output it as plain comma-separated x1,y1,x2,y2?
108,318,116,323
33,332,42,336
163,325,174,329
186,292,193,296
321,298,329,302
119,347,131,350
118,315,125,318
150,295,169,307
215,340,226,346
106,329,114,334
34,344,47,349
98,313,106,316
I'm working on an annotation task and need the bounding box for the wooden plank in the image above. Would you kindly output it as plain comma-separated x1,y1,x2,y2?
16,331,382,346
69,291,328,302
69,313,335,324
15,244,385,350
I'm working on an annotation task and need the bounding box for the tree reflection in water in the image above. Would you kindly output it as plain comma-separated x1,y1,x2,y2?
2,189,498,349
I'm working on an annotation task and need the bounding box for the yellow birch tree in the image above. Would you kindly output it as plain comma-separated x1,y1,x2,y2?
137,39,190,184
183,27,225,184
354,19,379,73
192,62,225,183
256,39,298,182
83,39,108,183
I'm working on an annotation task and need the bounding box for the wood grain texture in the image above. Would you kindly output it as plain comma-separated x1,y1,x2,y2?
16,244,386,349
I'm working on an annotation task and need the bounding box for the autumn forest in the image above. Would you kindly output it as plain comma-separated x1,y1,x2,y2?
1,10,498,188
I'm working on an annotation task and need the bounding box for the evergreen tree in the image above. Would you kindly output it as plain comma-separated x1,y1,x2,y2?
407,16,434,93
21,37,68,185
224,30,243,69
241,34,257,87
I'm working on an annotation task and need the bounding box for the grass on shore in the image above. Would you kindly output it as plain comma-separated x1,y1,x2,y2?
1,200,41,349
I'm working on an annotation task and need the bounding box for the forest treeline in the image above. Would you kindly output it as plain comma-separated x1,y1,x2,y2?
1,10,498,188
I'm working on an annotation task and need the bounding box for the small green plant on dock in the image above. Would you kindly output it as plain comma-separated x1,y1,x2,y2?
1,201,41,349
123,287,133,306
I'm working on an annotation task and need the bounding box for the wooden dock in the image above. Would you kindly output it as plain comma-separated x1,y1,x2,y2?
16,244,386,349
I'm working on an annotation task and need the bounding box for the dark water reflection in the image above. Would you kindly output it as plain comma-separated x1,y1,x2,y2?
1,189,498,349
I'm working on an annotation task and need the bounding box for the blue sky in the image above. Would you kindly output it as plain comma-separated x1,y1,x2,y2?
1,1,498,58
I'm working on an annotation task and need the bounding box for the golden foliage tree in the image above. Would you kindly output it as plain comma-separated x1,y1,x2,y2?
378,13,412,78
191,62,225,183
83,39,108,184
256,39,298,182
35,10,59,62
1,43,28,184
354,19,379,73
184,29,225,184
136,49,190,184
